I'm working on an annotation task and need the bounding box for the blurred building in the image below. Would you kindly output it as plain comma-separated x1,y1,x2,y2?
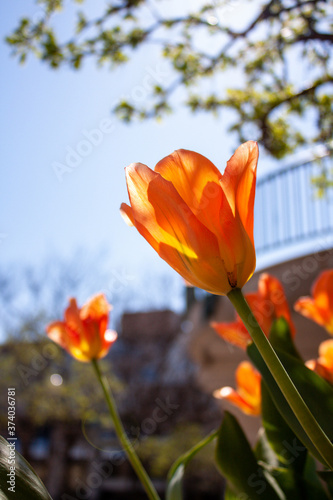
110,309,221,430
0,309,224,500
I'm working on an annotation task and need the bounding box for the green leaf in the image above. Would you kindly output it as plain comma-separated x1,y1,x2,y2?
247,342,333,465
166,429,217,500
215,412,283,500
260,456,331,500
0,435,52,499
259,385,331,499
254,428,279,468
166,464,184,500
270,349,333,439
224,484,242,499
269,318,302,361
248,342,315,456
256,432,331,499
261,380,307,473
302,455,332,499
261,465,301,499
318,471,333,498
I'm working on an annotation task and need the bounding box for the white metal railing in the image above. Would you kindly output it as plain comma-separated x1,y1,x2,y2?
254,148,333,270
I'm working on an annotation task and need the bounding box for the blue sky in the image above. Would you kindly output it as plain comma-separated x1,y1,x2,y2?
3,1,308,319
1,0,332,333
1,3,263,268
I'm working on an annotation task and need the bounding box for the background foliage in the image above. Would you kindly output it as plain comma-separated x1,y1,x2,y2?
6,0,333,158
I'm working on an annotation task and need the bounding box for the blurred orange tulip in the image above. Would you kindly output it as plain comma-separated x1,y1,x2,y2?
121,141,258,295
211,273,295,349
46,294,117,362
213,361,261,416
294,269,333,335
306,339,333,385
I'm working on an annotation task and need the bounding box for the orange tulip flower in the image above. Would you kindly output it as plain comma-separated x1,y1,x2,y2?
306,339,333,385
46,294,117,362
213,361,261,416
211,273,295,349
121,141,258,295
294,269,333,335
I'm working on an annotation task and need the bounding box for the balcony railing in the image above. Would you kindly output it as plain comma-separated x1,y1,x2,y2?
254,148,333,269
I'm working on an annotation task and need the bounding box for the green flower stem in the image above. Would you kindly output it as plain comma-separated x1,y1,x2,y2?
227,287,333,470
91,359,161,500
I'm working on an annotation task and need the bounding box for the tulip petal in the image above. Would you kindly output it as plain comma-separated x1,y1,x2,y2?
243,293,273,336
46,321,71,350
125,162,231,293
294,297,326,326
46,294,116,362
46,321,83,361
255,274,296,337
81,294,111,321
122,144,258,294
154,148,256,287
236,361,261,404
214,387,253,413
216,209,255,288
64,298,85,338
80,294,111,356
120,202,135,226
155,149,223,235
214,386,260,416
212,273,295,357
211,320,251,350
221,141,258,229
215,142,258,287
313,270,333,306
313,270,333,326
99,329,118,359
319,339,333,370
295,270,333,334
307,340,333,384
